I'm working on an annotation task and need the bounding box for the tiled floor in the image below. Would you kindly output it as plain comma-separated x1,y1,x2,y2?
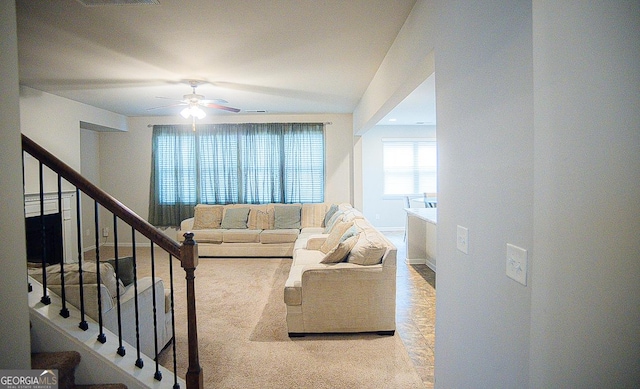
384,231,436,388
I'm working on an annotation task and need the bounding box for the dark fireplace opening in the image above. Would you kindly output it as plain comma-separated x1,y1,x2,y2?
25,213,63,265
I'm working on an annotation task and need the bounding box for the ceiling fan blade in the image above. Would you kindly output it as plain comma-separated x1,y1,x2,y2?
203,103,241,113
146,103,185,111
155,96,187,103
200,98,229,104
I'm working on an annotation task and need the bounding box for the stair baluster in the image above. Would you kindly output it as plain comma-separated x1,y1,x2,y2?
150,242,162,381
169,253,180,389
113,215,126,357
58,175,70,318
130,227,144,369
76,188,89,331
95,201,107,344
38,161,51,305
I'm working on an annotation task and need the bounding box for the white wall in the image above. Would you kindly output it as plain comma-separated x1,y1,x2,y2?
434,1,535,386
20,86,127,194
361,125,436,229
80,129,101,249
0,0,31,368
530,2,640,387
355,0,640,387
353,0,436,134
98,113,354,244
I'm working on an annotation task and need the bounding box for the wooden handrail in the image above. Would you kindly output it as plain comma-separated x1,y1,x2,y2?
22,134,180,258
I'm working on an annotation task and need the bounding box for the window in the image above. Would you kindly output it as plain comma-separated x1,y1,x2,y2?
149,123,324,226
382,139,437,195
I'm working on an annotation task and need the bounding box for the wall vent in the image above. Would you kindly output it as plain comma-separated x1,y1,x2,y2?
76,0,159,6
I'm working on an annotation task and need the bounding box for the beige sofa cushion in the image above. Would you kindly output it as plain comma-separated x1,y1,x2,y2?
260,229,299,244
192,204,223,229
301,203,328,228
347,222,387,266
320,235,359,263
248,204,275,230
28,261,122,299
222,229,261,243
320,220,353,254
191,229,223,243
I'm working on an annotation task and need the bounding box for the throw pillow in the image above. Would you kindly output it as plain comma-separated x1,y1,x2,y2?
248,206,273,230
347,228,387,266
323,204,339,227
320,220,353,254
192,204,223,229
221,207,250,229
320,235,359,264
323,210,344,233
105,256,135,286
274,204,302,229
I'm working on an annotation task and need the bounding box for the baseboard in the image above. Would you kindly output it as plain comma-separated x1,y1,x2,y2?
425,257,436,272
405,257,426,265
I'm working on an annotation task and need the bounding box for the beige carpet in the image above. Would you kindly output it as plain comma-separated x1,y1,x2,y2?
134,252,424,388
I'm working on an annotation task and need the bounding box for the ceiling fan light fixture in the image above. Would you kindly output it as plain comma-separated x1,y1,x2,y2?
181,106,206,119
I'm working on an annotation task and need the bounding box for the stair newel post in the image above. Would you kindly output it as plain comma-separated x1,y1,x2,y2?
181,232,202,389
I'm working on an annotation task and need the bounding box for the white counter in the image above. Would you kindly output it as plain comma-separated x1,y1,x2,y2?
405,208,437,271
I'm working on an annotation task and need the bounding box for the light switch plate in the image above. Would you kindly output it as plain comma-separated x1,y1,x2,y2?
456,225,468,254
506,243,527,285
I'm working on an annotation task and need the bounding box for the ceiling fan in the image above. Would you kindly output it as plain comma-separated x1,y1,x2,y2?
148,80,240,118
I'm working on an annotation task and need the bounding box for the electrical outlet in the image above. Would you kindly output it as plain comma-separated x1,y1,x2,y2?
102,227,109,237
375,214,380,220
506,243,527,285
456,225,468,254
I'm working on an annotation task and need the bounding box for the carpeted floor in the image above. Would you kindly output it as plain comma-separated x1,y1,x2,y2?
130,252,426,388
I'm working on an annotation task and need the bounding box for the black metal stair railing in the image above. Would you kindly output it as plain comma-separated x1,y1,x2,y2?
22,134,202,389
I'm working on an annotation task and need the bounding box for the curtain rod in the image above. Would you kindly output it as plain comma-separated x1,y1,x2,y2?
147,122,332,128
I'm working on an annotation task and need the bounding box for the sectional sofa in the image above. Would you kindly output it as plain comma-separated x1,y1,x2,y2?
178,202,397,335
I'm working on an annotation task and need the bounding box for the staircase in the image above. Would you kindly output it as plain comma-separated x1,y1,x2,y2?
22,134,203,389
31,351,127,389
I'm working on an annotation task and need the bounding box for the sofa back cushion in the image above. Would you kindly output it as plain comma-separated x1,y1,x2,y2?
347,219,388,266
301,203,328,228
274,204,302,229
221,207,250,229
192,204,224,229
248,204,275,230
28,261,122,299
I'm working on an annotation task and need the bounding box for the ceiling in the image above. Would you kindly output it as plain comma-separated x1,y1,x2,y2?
16,0,433,125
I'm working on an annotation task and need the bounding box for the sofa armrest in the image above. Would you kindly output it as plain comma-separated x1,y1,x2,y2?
305,234,328,250
296,264,396,332
177,218,195,240
103,276,172,358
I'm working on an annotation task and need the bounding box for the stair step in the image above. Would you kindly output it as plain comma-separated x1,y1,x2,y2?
31,351,81,389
